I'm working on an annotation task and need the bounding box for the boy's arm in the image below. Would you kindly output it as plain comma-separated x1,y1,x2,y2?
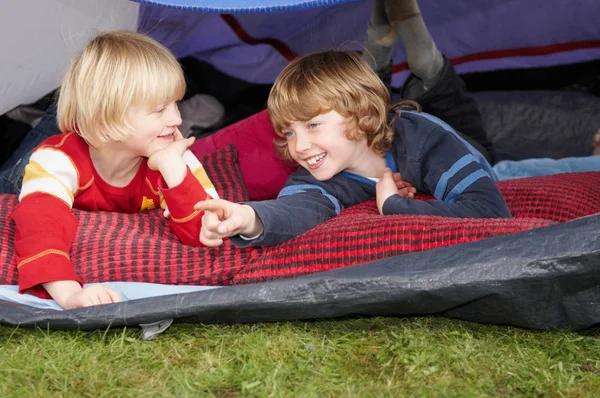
231,190,339,247
13,146,84,299
14,194,123,309
12,141,122,309
156,149,217,247
381,126,511,218
196,169,368,248
12,193,82,298
159,169,209,246
195,188,338,248
236,169,376,246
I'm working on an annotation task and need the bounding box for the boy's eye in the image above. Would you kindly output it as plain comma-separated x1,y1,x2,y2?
283,131,295,138
153,106,166,114
308,123,319,129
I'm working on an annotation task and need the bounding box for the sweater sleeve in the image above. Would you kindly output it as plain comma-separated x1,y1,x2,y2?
229,180,342,248
158,151,215,246
159,168,211,246
13,144,82,297
382,126,511,218
12,194,81,298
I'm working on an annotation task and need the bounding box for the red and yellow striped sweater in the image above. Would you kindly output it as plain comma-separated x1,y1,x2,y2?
11,132,218,298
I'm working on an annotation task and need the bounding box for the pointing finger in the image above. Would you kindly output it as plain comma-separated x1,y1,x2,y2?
194,199,227,213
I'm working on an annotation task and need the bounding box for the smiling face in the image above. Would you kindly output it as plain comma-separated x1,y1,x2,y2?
57,31,187,149
284,110,372,180
268,50,394,174
120,100,182,158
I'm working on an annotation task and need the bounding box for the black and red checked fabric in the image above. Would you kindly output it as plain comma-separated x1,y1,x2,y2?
0,145,253,286
231,172,600,284
388,172,600,222
231,203,556,284
497,172,600,222
1,169,599,287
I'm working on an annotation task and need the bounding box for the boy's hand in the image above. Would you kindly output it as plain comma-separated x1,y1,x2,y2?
148,128,192,170
148,128,195,187
44,280,122,310
194,199,263,246
376,168,416,214
63,285,122,310
391,171,416,198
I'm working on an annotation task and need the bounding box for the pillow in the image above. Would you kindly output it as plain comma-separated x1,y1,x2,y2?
497,172,600,222
190,109,297,201
232,201,555,284
232,172,600,285
396,172,600,222
0,144,253,286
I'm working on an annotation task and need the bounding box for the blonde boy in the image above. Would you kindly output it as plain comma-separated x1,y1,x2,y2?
12,31,218,309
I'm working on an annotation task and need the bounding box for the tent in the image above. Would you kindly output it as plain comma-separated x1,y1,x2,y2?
1,0,599,333
3,0,599,117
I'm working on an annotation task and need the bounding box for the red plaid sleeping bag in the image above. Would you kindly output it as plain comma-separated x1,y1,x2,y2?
0,155,598,286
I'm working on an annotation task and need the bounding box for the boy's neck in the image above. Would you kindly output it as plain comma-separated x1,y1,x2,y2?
345,148,388,179
89,145,143,187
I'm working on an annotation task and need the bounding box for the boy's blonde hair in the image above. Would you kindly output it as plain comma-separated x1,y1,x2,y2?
268,50,394,160
57,30,185,148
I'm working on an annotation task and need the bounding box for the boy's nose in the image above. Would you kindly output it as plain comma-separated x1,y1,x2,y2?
294,132,312,153
168,104,183,126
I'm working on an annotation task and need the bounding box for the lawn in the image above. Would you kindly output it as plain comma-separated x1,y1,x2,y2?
1,317,599,397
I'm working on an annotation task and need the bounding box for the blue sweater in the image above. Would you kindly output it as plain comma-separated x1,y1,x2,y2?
233,111,511,247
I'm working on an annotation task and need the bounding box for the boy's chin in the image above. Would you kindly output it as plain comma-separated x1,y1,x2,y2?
149,141,171,153
306,168,336,181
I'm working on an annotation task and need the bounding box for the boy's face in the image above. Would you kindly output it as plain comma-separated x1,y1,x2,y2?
121,100,182,157
283,110,370,181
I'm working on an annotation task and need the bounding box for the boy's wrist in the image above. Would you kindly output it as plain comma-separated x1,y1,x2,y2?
240,205,264,237
43,280,83,308
159,158,187,188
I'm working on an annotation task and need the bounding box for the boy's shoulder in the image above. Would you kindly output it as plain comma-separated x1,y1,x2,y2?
393,110,449,157
33,132,93,179
394,110,444,138
37,132,88,154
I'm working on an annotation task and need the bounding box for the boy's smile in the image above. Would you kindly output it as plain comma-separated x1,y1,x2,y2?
123,101,182,157
304,152,327,168
285,110,385,180
157,131,176,141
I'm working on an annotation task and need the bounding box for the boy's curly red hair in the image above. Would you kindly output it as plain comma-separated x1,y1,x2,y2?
267,50,395,160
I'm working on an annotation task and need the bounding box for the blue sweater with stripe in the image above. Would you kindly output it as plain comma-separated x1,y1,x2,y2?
233,110,511,247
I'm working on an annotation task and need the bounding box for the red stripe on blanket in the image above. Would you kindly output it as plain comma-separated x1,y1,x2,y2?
233,213,555,283
498,172,600,222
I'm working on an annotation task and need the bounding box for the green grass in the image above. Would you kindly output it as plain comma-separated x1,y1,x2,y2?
1,317,599,397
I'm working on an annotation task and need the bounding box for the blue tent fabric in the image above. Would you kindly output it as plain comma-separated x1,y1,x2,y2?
138,0,600,85
131,0,361,13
